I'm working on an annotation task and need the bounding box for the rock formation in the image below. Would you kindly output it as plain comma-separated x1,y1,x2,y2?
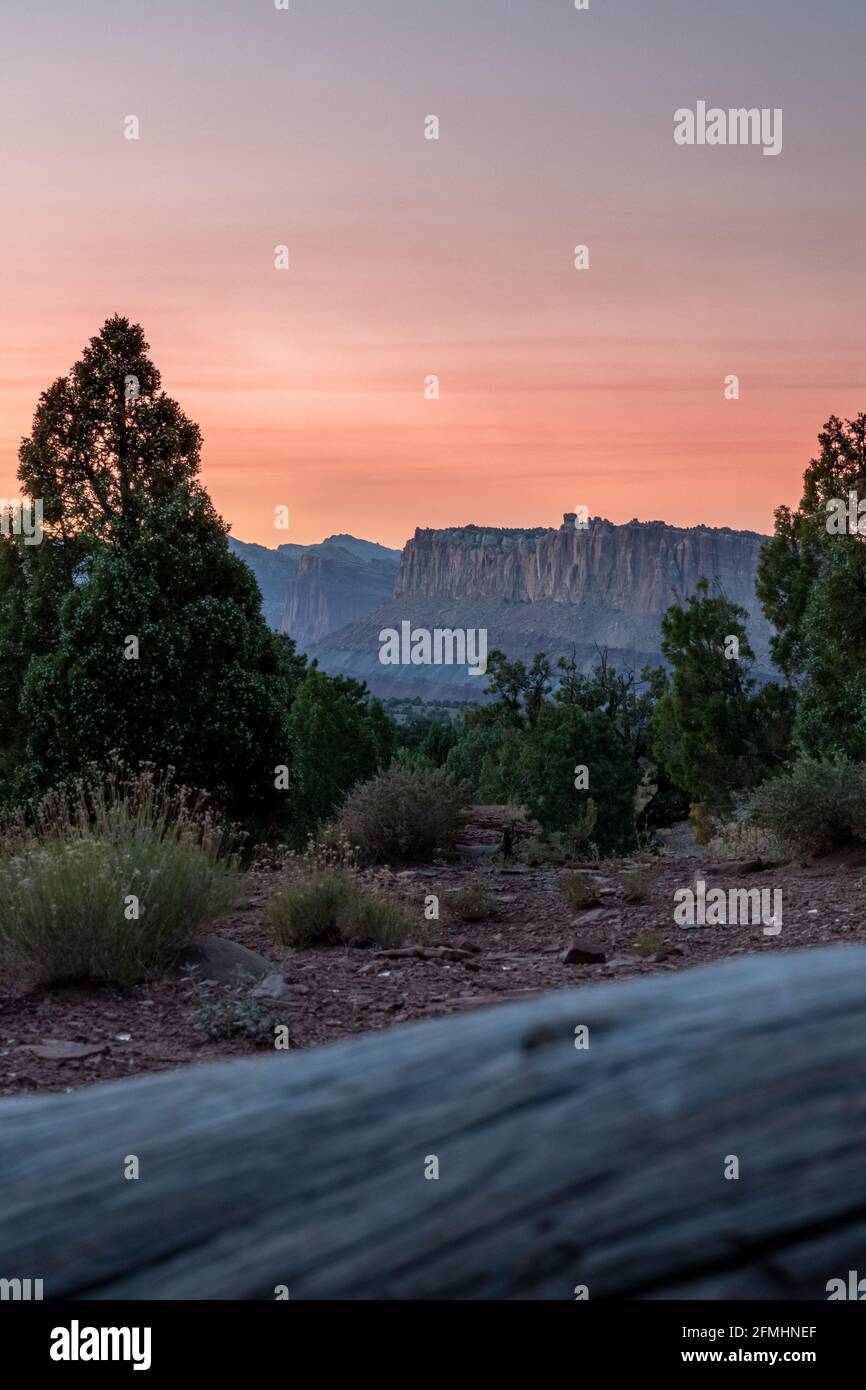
307,515,775,699
228,534,400,647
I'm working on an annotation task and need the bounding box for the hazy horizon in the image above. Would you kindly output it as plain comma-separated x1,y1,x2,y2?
229,508,774,557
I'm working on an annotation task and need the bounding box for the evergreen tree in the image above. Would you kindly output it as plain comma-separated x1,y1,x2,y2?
650,580,793,814
2,317,314,821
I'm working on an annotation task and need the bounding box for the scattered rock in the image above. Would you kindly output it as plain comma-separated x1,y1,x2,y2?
704,857,782,875
456,843,500,863
250,973,292,1002
20,1041,107,1061
575,907,620,929
179,935,275,985
373,945,475,963
561,940,607,965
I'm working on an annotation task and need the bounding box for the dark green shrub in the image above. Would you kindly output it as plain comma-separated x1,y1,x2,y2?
336,765,471,864
749,756,866,856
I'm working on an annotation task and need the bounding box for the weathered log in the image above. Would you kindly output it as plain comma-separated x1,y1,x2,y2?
3,945,866,1300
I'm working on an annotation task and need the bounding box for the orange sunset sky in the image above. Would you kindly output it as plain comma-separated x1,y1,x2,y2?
2,0,865,550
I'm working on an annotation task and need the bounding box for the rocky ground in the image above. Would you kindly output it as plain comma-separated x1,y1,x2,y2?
3,809,865,1097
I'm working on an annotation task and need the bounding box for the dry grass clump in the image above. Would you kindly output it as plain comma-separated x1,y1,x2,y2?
616,862,659,903
0,763,240,987
557,871,600,910
445,875,500,923
266,868,413,949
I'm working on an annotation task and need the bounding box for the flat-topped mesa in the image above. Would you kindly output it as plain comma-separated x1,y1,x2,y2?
394,515,770,617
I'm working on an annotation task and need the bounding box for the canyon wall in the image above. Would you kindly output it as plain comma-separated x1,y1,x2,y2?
308,515,775,699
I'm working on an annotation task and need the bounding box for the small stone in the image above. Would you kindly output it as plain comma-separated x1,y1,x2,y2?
450,936,481,954
561,940,607,965
21,1041,107,1061
179,935,275,985
574,908,619,929
251,973,291,1002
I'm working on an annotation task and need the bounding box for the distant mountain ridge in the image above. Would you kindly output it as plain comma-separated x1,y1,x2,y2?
228,533,400,644
231,516,774,700
306,515,775,698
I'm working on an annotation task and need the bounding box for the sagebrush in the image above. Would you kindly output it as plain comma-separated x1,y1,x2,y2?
336,765,470,864
0,764,240,987
266,868,413,949
749,755,866,856
446,876,499,923
557,871,600,910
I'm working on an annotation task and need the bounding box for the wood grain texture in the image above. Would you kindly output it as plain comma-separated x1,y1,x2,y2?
2,945,866,1300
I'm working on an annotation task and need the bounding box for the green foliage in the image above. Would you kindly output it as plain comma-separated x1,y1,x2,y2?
557,872,600,910
445,876,500,922
443,723,504,789
287,669,392,838
5,320,305,816
336,765,471,864
2,317,390,830
188,972,286,1047
18,315,203,547
484,650,552,727
749,755,866,856
266,869,412,948
650,579,794,815
793,542,866,760
616,862,658,902
519,705,639,853
757,414,866,764
634,930,665,958
16,489,303,820
757,414,866,680
519,833,570,866
0,766,240,987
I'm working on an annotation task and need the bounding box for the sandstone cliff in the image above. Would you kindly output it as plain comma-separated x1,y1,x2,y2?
308,515,775,699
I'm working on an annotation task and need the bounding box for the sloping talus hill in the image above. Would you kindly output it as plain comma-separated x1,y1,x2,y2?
306,515,775,699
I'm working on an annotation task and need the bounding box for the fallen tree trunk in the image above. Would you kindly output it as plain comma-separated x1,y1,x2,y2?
3,945,866,1300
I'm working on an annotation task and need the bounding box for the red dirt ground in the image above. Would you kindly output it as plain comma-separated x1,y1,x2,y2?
3,812,865,1097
